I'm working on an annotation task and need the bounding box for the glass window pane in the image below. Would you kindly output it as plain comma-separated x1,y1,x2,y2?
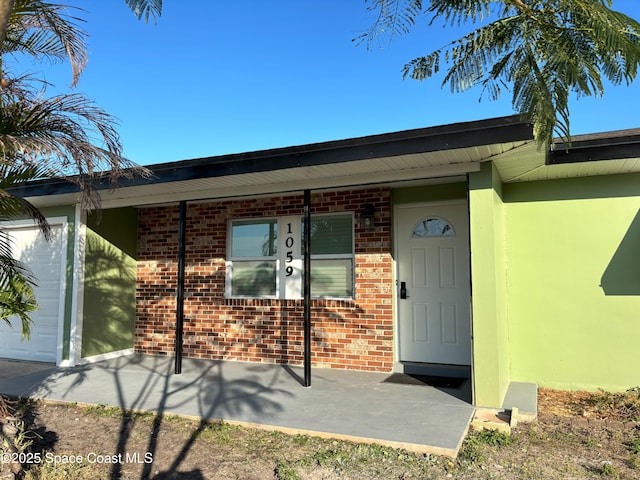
311,259,353,298
309,214,352,254
412,218,455,237
231,219,277,257
231,261,276,296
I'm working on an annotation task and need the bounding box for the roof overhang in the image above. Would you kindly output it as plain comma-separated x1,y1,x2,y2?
13,115,536,208
492,128,640,183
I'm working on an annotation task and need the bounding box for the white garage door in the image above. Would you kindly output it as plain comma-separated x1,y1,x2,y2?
0,221,67,363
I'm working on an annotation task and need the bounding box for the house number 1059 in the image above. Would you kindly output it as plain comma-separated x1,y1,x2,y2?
285,222,294,276
280,217,301,298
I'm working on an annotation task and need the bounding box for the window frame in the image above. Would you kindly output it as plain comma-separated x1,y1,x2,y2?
225,217,279,299
225,213,355,300
307,212,355,299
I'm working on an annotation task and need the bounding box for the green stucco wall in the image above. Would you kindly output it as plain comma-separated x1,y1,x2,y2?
468,163,511,407
81,208,137,358
503,173,640,391
389,172,640,404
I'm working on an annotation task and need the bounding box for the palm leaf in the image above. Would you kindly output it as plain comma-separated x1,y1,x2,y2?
0,164,53,239
360,0,640,145
356,0,424,47
0,229,37,339
0,164,54,337
0,75,151,210
125,0,162,24
3,0,88,86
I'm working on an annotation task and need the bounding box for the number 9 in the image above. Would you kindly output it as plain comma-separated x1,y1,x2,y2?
286,266,293,276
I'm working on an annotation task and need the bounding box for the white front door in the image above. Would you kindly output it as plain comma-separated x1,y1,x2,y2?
396,202,471,365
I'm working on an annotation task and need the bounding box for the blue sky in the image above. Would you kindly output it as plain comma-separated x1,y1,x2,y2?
14,1,640,166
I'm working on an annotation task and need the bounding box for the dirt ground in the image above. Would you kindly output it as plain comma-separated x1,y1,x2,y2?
1,387,639,479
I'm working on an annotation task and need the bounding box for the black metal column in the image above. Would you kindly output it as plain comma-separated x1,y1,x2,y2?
303,189,312,387
175,200,187,374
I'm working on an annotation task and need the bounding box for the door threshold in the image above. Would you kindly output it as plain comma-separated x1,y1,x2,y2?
395,362,471,379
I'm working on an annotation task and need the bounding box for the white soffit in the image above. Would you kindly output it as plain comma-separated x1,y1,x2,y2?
26,139,531,209
490,141,546,182
494,149,640,183
494,131,640,183
518,156,640,182
93,142,528,208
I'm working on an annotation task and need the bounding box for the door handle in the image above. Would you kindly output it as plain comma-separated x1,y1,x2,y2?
400,281,409,299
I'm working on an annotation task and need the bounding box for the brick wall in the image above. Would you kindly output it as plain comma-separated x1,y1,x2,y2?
136,187,394,371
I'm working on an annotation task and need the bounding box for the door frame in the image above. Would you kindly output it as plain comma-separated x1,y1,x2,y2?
393,199,473,368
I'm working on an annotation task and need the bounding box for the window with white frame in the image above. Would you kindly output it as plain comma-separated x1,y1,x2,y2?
226,214,354,299
228,218,278,297
306,214,353,298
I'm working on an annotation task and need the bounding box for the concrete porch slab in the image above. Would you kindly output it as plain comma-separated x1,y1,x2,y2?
0,355,474,457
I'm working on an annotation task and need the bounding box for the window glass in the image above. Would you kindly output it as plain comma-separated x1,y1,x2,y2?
311,259,353,298
230,219,277,297
306,214,354,298
412,217,455,238
231,261,276,296
231,219,277,257
308,214,353,254
228,214,354,299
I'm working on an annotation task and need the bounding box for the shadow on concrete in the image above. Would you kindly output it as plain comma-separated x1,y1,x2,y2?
0,353,475,474
0,355,292,479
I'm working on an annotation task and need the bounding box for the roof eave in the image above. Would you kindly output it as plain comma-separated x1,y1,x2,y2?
549,131,640,165
9,115,532,201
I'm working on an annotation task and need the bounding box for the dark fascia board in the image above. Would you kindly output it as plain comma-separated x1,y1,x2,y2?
549,129,640,165
11,115,531,199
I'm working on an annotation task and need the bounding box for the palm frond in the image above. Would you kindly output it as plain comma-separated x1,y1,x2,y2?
0,282,37,339
125,0,162,24
356,0,424,47
0,164,53,239
0,75,151,210
427,0,494,26
0,230,37,339
3,0,88,86
393,0,640,145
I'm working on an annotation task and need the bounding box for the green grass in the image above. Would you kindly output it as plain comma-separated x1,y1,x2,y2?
627,436,640,455
23,460,104,480
598,461,620,478
83,404,122,418
288,441,441,479
274,460,300,480
458,428,512,465
7,392,640,480
627,435,640,470
193,420,240,445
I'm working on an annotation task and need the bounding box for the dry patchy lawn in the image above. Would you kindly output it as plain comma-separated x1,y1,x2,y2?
0,387,638,479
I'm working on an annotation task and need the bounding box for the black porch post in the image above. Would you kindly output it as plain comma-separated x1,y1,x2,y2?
175,200,187,374
303,189,312,387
